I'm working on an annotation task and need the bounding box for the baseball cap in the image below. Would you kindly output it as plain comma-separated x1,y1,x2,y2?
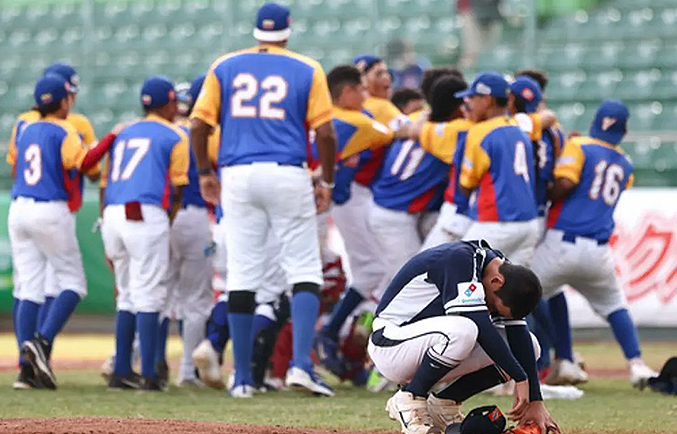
510,76,542,113
140,75,176,109
34,74,71,108
445,405,506,434
589,99,629,145
44,62,79,93
189,74,206,107
353,54,382,73
454,71,509,99
253,2,291,43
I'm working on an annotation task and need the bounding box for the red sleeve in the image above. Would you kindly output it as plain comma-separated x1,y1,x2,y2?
81,133,116,172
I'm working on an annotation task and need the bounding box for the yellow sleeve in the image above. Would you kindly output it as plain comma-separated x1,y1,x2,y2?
340,118,394,158
207,125,221,167
60,127,87,170
626,173,634,189
528,113,542,141
170,133,190,186
306,64,333,130
191,68,221,127
419,122,459,164
459,130,491,190
100,154,110,188
6,123,18,167
553,138,585,184
70,114,97,147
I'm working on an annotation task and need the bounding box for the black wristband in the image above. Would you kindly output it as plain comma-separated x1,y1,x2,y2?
198,168,212,176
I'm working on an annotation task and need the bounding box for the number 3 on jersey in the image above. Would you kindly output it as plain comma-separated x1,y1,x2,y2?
110,138,150,182
231,73,288,120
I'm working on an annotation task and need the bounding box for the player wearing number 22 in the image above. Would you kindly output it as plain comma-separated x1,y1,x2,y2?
9,74,112,390
190,2,337,398
458,72,539,267
530,99,657,387
101,76,189,391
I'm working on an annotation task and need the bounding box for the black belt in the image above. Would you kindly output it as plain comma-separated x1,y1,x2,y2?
562,232,608,246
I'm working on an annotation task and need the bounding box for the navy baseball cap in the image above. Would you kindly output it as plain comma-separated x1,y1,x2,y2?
510,76,542,113
140,75,176,109
44,62,79,93
253,2,291,42
353,54,382,73
455,71,509,99
189,74,206,107
34,74,70,108
445,405,506,434
589,99,629,145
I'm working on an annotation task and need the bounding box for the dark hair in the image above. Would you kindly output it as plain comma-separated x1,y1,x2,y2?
37,100,63,117
512,94,528,114
429,75,468,122
391,87,424,112
494,262,542,319
494,96,509,108
515,69,549,91
327,64,363,100
420,67,465,105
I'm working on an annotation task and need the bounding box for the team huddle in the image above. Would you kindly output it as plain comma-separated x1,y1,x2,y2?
6,2,660,434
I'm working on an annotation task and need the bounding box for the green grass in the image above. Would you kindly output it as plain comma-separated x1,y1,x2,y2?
0,341,675,433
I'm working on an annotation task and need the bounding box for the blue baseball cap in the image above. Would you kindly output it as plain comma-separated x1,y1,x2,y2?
454,71,509,99
189,74,206,107
510,76,542,113
43,62,79,93
353,54,382,73
253,2,291,43
140,75,176,109
34,74,70,108
589,99,629,145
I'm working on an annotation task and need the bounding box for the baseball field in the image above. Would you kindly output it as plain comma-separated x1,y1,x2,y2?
0,334,674,434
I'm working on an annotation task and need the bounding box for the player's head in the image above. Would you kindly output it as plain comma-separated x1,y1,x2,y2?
508,76,542,115
140,75,178,121
391,88,425,115
455,71,509,123
515,68,549,92
44,62,79,104
589,99,629,145
253,2,291,47
483,261,542,319
428,75,467,122
328,64,365,110
187,74,206,116
175,82,192,118
354,54,391,99
420,66,464,105
34,74,72,118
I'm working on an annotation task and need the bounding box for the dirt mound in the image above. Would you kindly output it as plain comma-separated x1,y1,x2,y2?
0,418,382,434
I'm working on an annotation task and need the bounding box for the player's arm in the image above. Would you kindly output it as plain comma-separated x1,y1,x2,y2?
458,131,490,197
341,118,394,158
191,68,220,204
75,114,101,181
61,129,115,173
548,138,584,201
502,319,542,402
168,134,190,222
7,121,20,178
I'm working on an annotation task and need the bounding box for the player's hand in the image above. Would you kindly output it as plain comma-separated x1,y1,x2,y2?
515,401,561,434
508,380,530,420
199,171,221,204
315,185,331,214
111,120,133,135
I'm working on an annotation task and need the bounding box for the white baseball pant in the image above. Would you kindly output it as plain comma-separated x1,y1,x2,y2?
331,182,390,300
9,198,86,303
421,202,474,250
368,316,540,385
212,219,228,301
101,204,169,313
463,219,540,266
220,164,322,290
255,231,289,306
530,229,627,317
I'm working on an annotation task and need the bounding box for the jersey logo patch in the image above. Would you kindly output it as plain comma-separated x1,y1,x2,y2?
464,283,478,297
456,281,485,305
601,116,616,131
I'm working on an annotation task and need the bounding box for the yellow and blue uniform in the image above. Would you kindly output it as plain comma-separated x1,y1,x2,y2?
535,123,564,216
191,44,332,167
102,114,189,209
371,112,453,213
11,116,88,201
174,119,219,208
547,136,633,242
354,96,404,187
460,116,537,221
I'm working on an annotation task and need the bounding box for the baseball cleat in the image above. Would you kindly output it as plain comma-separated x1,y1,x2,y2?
386,390,442,434
13,364,43,390
156,360,170,391
21,337,56,390
230,383,255,398
285,366,334,397
100,355,115,383
629,358,658,389
546,359,588,386
140,376,164,391
192,339,225,390
108,372,142,390
427,394,464,431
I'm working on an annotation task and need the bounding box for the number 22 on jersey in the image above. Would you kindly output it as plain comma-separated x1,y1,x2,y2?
231,73,288,120
110,138,150,182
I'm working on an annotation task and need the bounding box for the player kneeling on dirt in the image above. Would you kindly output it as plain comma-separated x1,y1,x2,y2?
368,240,560,434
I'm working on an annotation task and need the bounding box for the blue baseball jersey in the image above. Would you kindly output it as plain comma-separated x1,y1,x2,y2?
372,112,450,213
191,44,333,167
11,116,87,202
548,136,634,241
102,114,189,209
460,116,537,222
535,124,564,216
178,124,207,208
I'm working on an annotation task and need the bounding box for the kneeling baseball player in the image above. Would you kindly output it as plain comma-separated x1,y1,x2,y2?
369,240,560,434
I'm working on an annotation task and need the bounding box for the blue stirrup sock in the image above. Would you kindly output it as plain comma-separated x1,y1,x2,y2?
207,300,230,354
17,299,40,366
114,310,136,377
36,296,55,331
608,308,641,360
291,283,320,372
323,287,364,340
156,316,170,364
548,292,574,362
228,291,255,386
137,312,160,379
